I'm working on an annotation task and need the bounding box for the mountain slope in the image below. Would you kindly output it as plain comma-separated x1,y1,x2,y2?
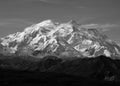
0,20,120,59
0,20,120,83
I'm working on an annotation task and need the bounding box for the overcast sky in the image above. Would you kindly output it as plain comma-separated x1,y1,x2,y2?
0,0,120,43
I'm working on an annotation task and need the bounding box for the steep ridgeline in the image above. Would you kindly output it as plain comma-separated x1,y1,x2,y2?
0,20,120,59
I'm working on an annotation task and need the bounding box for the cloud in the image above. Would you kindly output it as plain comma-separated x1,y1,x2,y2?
0,22,11,26
38,0,64,4
38,0,84,7
16,0,85,8
39,0,50,2
0,18,35,37
0,19,34,26
81,23,120,32
100,24,120,31
0,18,35,33
76,6,85,8
38,0,72,4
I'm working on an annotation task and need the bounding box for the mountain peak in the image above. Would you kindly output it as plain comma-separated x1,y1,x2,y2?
0,20,120,59
37,19,54,26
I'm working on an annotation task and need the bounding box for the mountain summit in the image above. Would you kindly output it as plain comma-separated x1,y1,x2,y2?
0,20,120,59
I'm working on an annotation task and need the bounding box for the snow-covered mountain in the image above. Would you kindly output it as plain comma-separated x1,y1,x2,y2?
0,20,120,59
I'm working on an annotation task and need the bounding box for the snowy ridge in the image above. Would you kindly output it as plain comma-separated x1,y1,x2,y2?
0,20,120,59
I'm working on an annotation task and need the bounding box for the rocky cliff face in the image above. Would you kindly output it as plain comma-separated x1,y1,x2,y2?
0,20,120,59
